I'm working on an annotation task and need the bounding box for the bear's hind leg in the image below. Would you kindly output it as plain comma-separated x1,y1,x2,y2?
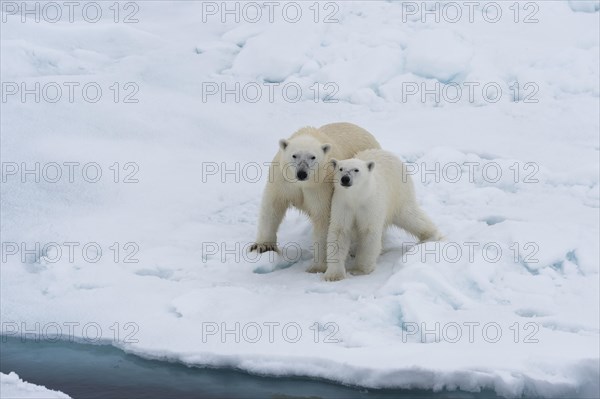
395,206,441,243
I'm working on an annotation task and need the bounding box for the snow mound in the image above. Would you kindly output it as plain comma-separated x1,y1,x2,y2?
404,29,473,82
228,25,318,82
568,1,600,13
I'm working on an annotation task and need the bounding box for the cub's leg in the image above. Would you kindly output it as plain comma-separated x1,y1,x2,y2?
306,216,330,273
323,207,353,281
352,224,383,275
395,205,441,243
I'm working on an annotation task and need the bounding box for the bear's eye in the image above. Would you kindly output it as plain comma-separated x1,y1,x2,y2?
311,156,316,160
292,155,297,159
339,168,343,172
354,169,359,172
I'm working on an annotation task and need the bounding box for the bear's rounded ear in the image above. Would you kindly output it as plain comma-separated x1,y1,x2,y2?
330,158,338,168
367,161,375,172
321,144,331,154
279,139,289,151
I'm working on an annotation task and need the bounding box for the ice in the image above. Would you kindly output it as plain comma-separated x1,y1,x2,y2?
568,1,600,13
404,29,473,82
228,24,319,82
1,1,599,398
0,372,70,399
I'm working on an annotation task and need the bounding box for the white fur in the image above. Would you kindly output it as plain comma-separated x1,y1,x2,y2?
250,123,381,273
324,149,441,281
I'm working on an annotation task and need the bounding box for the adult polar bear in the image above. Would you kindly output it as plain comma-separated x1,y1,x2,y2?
250,123,381,273
324,149,441,281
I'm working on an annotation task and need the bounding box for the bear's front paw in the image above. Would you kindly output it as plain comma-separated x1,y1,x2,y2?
323,267,346,281
306,263,327,273
249,243,279,254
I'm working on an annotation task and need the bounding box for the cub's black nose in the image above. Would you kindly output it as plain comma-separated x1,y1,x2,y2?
341,175,351,186
297,170,308,181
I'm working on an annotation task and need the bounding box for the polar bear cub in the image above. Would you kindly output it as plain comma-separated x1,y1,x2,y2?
324,149,441,281
250,123,381,273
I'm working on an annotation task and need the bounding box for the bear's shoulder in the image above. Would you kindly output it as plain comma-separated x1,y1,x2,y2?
289,126,328,143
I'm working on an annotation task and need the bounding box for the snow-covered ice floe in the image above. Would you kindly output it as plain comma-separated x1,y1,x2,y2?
1,1,598,398
0,372,70,399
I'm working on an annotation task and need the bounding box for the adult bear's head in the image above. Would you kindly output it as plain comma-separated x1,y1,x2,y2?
278,135,331,184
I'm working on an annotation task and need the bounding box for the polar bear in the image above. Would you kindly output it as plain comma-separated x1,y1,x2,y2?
324,149,441,281
249,123,381,273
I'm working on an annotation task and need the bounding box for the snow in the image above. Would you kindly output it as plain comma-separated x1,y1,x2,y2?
1,1,599,398
404,29,473,82
0,372,70,399
568,0,600,13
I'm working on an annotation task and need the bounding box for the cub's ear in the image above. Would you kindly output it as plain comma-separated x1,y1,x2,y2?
367,161,375,172
279,139,289,151
330,158,338,168
321,144,331,154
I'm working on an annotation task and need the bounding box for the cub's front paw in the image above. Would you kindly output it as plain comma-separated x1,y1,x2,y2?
323,267,346,281
350,265,375,276
306,263,327,273
249,243,279,254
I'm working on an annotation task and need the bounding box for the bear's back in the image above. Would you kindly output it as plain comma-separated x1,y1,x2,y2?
318,122,381,159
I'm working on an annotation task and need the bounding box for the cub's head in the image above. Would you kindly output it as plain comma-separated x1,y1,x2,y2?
279,136,331,183
330,158,375,190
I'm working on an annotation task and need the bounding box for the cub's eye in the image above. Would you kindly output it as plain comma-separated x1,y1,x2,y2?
311,156,316,160
339,168,343,172
292,155,297,159
354,169,359,172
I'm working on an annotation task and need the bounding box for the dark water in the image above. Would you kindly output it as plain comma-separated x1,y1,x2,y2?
0,337,502,399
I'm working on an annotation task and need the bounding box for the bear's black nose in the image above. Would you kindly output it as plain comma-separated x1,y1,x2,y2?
297,170,308,181
341,175,351,186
